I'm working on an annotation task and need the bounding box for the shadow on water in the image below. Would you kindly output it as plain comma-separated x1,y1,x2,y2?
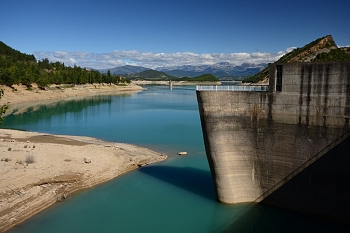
139,165,350,233
139,165,217,201
216,203,350,233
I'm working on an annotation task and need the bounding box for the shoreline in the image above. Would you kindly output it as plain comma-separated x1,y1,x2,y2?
0,129,167,232
0,84,168,232
0,83,143,116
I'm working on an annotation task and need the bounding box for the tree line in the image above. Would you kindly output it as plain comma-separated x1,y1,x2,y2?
178,74,219,82
0,41,129,89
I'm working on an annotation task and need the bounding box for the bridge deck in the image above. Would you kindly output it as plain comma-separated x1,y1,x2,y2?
196,85,269,92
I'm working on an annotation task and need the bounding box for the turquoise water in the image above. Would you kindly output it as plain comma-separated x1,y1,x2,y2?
2,85,349,233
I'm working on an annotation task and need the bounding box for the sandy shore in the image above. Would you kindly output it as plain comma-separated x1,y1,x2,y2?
0,83,143,116
0,84,168,232
0,130,167,232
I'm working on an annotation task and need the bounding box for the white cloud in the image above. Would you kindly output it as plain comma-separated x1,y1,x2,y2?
33,49,287,69
338,44,350,48
69,58,77,64
285,47,297,53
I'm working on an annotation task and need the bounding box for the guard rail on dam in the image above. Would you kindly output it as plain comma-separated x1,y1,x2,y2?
196,85,269,92
196,62,350,224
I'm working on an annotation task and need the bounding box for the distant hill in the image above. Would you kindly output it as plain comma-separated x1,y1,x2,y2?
123,69,219,82
99,65,149,75
125,69,176,80
242,35,350,83
179,74,219,82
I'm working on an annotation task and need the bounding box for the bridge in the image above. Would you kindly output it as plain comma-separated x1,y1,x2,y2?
196,85,269,92
196,62,350,224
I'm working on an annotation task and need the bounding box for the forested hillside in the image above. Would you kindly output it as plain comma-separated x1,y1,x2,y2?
0,41,129,89
313,47,350,62
178,74,219,82
125,69,175,80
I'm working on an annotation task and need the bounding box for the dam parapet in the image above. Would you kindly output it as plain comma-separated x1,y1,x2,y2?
196,62,350,223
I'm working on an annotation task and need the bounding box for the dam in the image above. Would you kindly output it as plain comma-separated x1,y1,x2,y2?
196,62,350,223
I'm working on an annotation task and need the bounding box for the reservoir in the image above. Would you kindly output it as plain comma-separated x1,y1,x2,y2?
2,85,349,233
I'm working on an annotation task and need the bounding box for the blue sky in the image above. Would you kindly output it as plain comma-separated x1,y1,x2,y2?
1,0,349,69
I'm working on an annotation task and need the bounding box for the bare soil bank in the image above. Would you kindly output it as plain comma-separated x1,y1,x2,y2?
0,83,168,232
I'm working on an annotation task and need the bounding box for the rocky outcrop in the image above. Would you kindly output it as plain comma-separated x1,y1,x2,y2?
287,35,337,62
244,35,340,84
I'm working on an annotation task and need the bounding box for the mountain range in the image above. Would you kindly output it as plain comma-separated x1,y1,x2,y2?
157,62,267,79
98,65,149,75
99,35,350,82
99,62,267,80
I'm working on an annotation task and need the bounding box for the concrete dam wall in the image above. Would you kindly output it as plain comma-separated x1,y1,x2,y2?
196,62,350,222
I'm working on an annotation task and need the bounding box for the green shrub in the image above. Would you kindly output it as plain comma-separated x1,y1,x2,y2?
25,155,35,164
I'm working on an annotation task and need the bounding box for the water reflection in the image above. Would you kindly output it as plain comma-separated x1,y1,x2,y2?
3,96,113,125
